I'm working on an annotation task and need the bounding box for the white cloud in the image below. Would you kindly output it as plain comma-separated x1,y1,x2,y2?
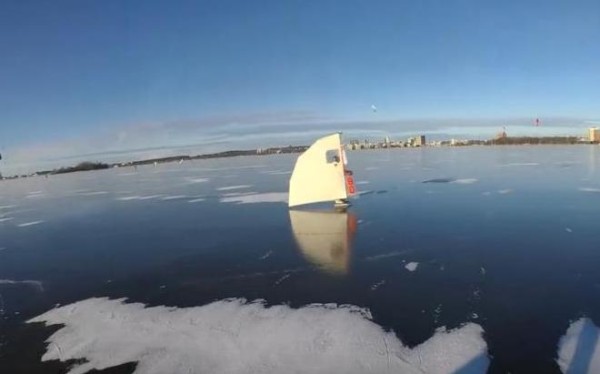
29,297,489,374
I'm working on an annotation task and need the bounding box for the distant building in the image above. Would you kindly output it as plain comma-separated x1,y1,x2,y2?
589,128,600,143
407,135,426,147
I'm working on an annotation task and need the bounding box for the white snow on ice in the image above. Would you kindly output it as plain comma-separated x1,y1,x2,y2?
499,162,540,167
220,192,288,204
405,262,419,272
187,198,206,204
0,279,44,291
0,217,14,223
216,185,252,191
451,178,478,185
29,297,489,374
79,191,109,196
579,187,600,193
557,318,600,374
17,220,44,227
116,195,162,201
185,177,209,184
160,195,187,201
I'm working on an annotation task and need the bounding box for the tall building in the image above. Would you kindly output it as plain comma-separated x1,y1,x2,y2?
414,135,426,147
589,128,600,143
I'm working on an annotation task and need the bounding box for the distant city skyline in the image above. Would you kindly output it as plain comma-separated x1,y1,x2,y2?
1,1,600,174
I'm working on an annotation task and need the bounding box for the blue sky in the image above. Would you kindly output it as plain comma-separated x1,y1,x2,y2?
1,0,600,173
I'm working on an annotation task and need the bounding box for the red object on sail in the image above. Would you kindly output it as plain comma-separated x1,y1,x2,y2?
345,171,356,195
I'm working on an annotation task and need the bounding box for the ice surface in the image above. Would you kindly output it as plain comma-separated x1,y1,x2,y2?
78,191,109,196
500,162,540,167
17,220,44,227
421,178,478,184
579,187,600,193
187,198,205,203
364,251,407,261
29,297,489,374
0,217,14,223
405,262,419,272
220,192,288,204
160,195,187,201
452,178,478,185
557,318,600,373
0,279,44,291
216,185,252,191
185,177,209,184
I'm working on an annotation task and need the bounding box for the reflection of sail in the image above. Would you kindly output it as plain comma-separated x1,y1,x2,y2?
289,210,357,275
289,133,349,208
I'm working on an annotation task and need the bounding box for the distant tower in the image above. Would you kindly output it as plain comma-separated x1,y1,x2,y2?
589,128,600,143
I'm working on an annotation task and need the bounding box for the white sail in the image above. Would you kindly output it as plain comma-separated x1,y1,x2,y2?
288,133,349,208
289,210,356,275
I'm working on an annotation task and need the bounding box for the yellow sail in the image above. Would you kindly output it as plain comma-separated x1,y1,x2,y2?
288,133,348,208
289,210,356,275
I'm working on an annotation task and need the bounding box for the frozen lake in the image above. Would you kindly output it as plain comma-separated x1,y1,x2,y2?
2,145,600,373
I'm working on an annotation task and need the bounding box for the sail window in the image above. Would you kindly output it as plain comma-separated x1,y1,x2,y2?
326,149,340,164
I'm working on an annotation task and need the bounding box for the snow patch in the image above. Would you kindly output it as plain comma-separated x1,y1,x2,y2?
185,177,209,184
29,297,489,374
0,217,14,223
364,251,406,261
187,198,205,204
579,187,600,193
160,195,187,201
79,191,109,196
17,221,44,227
217,185,252,191
405,262,419,272
116,196,140,201
452,178,478,185
557,318,600,373
500,162,539,167
220,192,288,204
0,279,44,291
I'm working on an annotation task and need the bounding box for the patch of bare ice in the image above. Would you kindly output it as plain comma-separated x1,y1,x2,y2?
160,195,187,201
17,221,44,227
0,279,44,291
220,192,288,204
216,185,252,191
185,177,209,184
451,178,478,185
579,187,600,193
